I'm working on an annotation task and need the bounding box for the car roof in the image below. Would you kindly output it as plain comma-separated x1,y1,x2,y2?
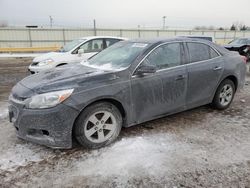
78,36,127,40
127,37,212,44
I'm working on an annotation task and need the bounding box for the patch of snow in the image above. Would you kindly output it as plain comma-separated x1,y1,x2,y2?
0,144,44,171
66,134,193,186
0,104,8,120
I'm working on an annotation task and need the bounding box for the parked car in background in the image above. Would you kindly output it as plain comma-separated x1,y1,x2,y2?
180,35,215,42
224,38,250,61
9,38,246,149
28,36,126,74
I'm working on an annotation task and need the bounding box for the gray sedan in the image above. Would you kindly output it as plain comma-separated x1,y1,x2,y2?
9,38,246,149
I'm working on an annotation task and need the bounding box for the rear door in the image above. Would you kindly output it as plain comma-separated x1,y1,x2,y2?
104,38,122,49
185,42,224,108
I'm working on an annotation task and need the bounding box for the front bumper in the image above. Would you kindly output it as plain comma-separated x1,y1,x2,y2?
8,99,79,149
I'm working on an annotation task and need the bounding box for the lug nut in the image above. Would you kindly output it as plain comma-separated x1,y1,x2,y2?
96,122,99,125
99,129,102,132
101,120,104,124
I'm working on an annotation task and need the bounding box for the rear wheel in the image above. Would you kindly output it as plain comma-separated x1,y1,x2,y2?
74,102,122,149
212,79,235,110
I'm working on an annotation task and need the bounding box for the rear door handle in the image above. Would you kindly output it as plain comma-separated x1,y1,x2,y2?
175,75,185,81
213,66,222,71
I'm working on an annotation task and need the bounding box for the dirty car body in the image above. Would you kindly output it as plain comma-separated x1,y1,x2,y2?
9,38,246,148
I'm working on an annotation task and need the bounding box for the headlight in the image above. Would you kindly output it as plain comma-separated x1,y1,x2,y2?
25,89,74,109
38,59,54,66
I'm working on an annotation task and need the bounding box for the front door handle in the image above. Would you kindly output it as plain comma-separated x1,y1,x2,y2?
175,75,185,81
213,66,222,71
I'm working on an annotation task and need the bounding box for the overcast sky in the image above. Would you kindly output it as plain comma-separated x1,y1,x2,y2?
0,0,249,29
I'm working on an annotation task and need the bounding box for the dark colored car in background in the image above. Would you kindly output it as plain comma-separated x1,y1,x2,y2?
224,38,250,61
8,38,246,149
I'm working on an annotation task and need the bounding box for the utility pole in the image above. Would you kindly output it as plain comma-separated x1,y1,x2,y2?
93,19,97,36
49,16,53,28
162,16,166,30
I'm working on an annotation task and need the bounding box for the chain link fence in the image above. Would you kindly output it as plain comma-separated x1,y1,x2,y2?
0,28,250,48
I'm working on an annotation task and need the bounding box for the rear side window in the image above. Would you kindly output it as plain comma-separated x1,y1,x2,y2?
210,47,219,59
106,39,121,47
187,42,219,63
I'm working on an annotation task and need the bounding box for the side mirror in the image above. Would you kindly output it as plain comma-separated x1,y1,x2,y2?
78,49,85,55
135,65,156,76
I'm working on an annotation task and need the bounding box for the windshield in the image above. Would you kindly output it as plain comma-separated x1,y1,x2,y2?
229,38,247,45
81,42,149,70
60,39,85,52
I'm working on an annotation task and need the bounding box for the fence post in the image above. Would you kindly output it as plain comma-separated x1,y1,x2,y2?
119,29,123,37
93,19,97,36
156,30,159,37
234,30,236,40
62,29,66,45
138,29,141,38
28,28,32,47
224,31,227,44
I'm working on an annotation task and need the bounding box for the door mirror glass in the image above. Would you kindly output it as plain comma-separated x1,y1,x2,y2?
135,65,156,75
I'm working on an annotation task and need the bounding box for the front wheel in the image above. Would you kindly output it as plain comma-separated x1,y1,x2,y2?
74,102,122,149
212,79,235,110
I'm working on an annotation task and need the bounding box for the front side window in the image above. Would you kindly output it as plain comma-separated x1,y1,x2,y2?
78,39,103,53
142,43,182,70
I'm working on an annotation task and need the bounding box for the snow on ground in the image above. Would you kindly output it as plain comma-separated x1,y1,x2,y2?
0,53,42,58
0,102,8,120
0,143,45,171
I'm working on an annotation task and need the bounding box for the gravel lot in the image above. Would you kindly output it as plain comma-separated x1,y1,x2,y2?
0,57,250,187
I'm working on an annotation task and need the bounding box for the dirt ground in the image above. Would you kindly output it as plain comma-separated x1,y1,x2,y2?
0,57,250,188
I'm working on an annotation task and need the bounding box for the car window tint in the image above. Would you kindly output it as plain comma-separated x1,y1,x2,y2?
79,39,103,53
187,43,211,62
144,43,181,70
106,39,121,47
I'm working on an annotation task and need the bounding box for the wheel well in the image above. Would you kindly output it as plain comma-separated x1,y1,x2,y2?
56,63,67,67
90,99,126,118
224,75,238,91
72,99,126,140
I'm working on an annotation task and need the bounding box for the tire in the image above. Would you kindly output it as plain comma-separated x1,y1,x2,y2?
212,79,235,110
74,102,122,149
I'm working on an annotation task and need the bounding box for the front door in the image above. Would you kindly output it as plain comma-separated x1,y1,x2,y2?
131,42,187,124
74,39,104,62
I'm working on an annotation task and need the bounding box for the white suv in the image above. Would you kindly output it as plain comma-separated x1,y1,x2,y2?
29,36,126,73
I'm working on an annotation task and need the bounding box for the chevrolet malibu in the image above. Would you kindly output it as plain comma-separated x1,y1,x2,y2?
9,38,246,149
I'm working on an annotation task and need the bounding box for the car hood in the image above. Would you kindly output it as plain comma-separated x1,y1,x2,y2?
224,44,246,48
33,52,80,63
18,64,119,94
33,52,62,62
